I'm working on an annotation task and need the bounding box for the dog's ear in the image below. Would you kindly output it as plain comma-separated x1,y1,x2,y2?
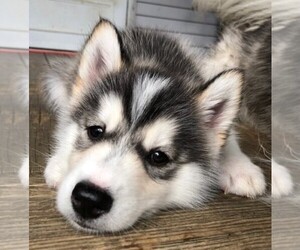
78,19,122,84
197,70,243,145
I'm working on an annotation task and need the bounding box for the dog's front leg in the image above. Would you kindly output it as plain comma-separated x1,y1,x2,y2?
44,122,77,188
272,160,293,198
19,155,29,187
44,153,69,189
219,133,266,197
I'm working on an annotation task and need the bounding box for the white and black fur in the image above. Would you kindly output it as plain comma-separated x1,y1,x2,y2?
42,0,288,233
193,0,294,198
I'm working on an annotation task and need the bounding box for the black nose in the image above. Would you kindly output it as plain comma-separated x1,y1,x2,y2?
71,181,113,219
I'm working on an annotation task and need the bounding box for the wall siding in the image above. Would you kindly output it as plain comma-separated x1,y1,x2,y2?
134,0,217,48
28,0,217,50
30,0,127,51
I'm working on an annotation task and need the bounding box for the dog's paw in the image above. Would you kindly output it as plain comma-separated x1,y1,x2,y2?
19,155,29,187
272,160,293,198
220,159,266,198
44,156,66,188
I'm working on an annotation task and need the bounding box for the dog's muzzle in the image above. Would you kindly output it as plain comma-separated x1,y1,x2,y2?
71,181,113,219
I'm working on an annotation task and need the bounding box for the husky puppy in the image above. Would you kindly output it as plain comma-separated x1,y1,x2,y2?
42,0,287,233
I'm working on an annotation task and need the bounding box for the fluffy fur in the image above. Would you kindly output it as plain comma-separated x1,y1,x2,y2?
272,0,300,30
42,0,286,233
195,0,295,197
193,0,270,31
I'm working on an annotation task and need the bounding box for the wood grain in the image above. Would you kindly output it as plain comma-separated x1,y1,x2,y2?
0,52,29,250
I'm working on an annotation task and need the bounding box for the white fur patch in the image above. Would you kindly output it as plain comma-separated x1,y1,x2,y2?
167,163,213,207
272,160,293,198
44,122,79,188
19,155,29,187
199,29,242,80
219,133,266,197
44,76,70,111
79,21,121,83
199,71,242,133
131,75,169,122
99,94,124,132
142,118,178,151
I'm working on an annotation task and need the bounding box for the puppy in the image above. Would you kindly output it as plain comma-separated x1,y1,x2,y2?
42,0,288,233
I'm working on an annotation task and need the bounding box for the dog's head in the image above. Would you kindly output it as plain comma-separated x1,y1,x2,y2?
46,20,243,233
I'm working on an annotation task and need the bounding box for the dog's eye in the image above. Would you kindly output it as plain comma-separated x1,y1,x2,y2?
87,126,105,141
148,150,169,166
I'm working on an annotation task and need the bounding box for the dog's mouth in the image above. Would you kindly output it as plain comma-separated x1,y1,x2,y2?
70,218,100,233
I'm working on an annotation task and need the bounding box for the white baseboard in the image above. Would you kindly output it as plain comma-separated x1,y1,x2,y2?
30,30,85,51
0,30,29,49
29,0,127,51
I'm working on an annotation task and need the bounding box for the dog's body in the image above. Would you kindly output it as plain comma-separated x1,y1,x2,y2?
43,0,291,233
272,0,299,198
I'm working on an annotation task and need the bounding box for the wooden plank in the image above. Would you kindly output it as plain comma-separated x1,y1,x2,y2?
30,0,127,50
0,51,29,250
0,0,28,31
127,0,137,26
30,30,85,51
30,183,271,250
0,30,29,49
136,2,217,24
136,15,217,36
0,183,29,250
30,0,114,34
0,53,28,177
138,0,193,9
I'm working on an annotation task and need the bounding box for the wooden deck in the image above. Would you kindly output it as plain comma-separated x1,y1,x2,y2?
0,52,29,250
28,53,271,249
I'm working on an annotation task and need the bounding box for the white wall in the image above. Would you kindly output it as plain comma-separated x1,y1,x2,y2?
133,0,217,48
0,0,216,50
0,0,29,49
29,0,128,51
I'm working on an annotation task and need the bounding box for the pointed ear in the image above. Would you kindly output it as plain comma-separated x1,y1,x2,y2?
78,19,122,84
198,70,243,140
